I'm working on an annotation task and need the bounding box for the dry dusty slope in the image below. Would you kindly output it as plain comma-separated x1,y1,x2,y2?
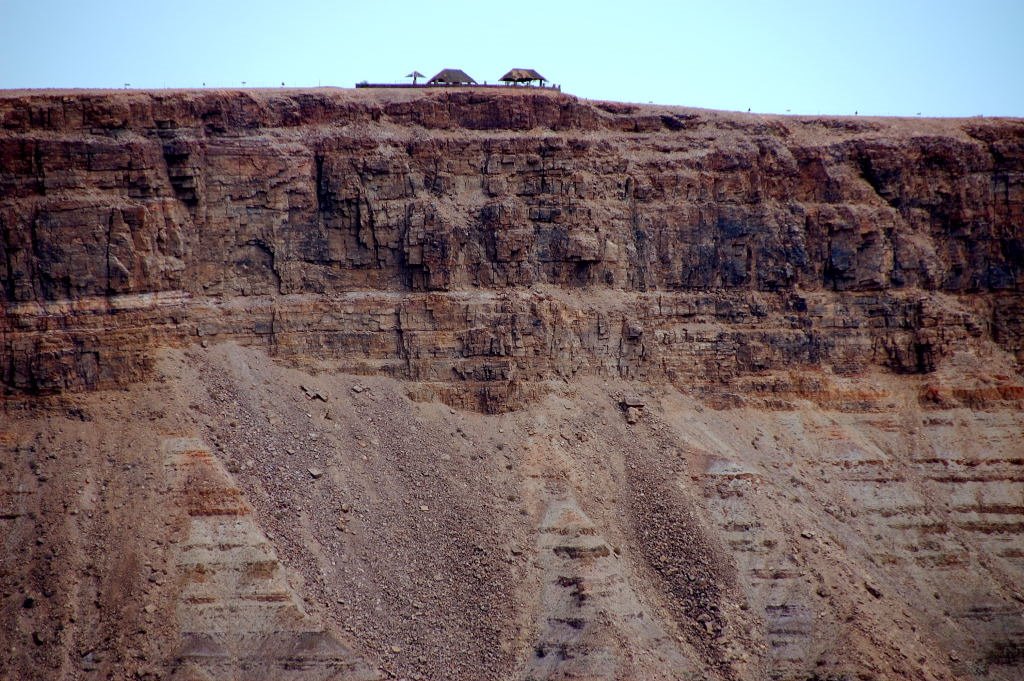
2,342,1023,681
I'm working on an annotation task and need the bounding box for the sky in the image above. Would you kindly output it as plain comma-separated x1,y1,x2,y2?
1,0,1022,117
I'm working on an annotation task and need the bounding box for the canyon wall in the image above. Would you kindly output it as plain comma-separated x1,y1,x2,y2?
2,89,1024,681
2,88,1022,409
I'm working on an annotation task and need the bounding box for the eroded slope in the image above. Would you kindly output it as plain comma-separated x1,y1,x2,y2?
2,345,1023,680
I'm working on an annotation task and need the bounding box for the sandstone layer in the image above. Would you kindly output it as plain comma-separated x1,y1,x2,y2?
1,88,1023,681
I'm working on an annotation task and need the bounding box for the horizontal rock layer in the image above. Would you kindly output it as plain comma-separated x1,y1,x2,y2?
1,88,1022,406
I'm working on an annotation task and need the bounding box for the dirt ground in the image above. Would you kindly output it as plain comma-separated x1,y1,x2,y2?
2,343,1023,681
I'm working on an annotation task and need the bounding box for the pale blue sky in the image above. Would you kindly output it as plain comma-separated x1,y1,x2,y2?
1,0,1022,116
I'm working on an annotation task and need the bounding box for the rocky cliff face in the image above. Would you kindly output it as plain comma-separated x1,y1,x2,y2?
1,89,1023,681
2,88,1022,408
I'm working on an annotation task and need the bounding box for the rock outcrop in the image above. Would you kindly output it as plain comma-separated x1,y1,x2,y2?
2,88,1022,410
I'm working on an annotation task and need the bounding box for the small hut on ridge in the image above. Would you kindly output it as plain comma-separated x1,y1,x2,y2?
428,69,477,85
499,68,547,86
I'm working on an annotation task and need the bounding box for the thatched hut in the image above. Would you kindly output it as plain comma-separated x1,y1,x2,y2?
427,69,477,85
499,68,547,86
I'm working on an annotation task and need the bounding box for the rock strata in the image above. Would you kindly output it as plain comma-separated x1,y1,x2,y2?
1,88,1022,409
1,87,1023,681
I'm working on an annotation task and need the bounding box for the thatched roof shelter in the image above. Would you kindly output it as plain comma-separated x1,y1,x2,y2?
428,69,477,85
499,68,547,84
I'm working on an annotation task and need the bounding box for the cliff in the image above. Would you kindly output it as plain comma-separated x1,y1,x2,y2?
2,89,1024,681
2,88,1022,409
